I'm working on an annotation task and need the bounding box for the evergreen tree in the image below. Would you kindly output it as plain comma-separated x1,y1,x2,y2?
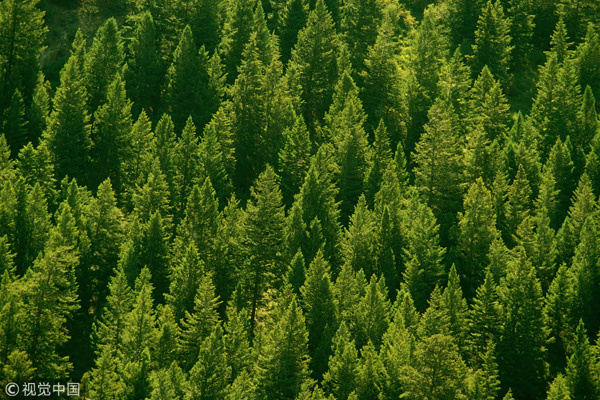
84,18,125,114
322,322,359,400
325,71,371,223
172,0,220,53
565,320,599,400
287,0,339,130
354,341,386,400
401,194,446,312
354,275,390,350
188,324,231,400
339,0,382,72
402,334,469,400
42,47,92,185
279,0,309,64
17,231,79,380
178,272,220,370
256,295,310,400
412,98,464,240
442,265,469,352
496,250,548,400
2,89,28,157
0,0,47,112
219,0,258,84
468,268,501,362
300,251,337,379
547,374,572,400
165,26,220,131
456,179,499,298
576,25,600,101
241,166,286,334
27,72,51,145
126,11,162,119
471,1,513,87
545,263,577,375
278,114,312,205
91,74,133,192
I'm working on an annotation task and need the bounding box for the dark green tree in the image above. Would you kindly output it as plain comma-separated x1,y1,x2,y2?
471,1,513,87
84,18,125,114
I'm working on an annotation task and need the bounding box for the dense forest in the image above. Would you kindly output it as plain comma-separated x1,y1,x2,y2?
1,0,600,398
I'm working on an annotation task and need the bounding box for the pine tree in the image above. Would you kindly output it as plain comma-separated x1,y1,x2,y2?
339,0,382,72
468,342,501,400
279,0,309,63
354,275,390,350
471,1,513,87
576,86,599,153
120,267,158,400
295,145,343,268
256,295,310,400
565,320,599,400
0,0,47,112
178,272,221,370
404,7,449,153
27,72,51,145
241,166,286,333
325,71,371,223
165,26,220,131
354,341,386,400
445,0,485,46
545,263,577,375
219,0,259,84
17,231,79,380
496,250,548,400
342,196,377,277
126,11,162,118
188,324,232,400
412,98,464,240
530,49,582,155
576,25,600,101
140,212,170,304
469,66,511,141
42,47,92,185
121,111,154,206
437,50,472,135
278,114,312,205
199,116,233,204
91,74,133,192
287,0,339,129
322,322,359,400
571,216,600,337
2,89,28,157
172,0,220,53
84,18,125,114
507,0,535,70
401,194,446,312
300,251,337,379
442,266,469,352
402,334,469,400
456,179,499,298
546,374,572,400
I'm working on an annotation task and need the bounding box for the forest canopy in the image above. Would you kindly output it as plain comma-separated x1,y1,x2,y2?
1,0,600,399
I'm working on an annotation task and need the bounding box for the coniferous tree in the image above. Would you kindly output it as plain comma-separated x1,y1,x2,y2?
413,98,464,240
339,0,382,72
126,11,162,119
241,166,286,333
256,295,310,400
401,194,446,312
2,89,28,157
42,45,92,185
91,74,133,192
179,272,220,370
300,251,336,379
278,0,309,64
456,179,499,298
219,0,258,84
546,374,572,400
471,1,513,87
565,320,599,400
287,0,339,130
322,322,359,400
84,18,125,114
0,0,47,113
496,250,548,400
